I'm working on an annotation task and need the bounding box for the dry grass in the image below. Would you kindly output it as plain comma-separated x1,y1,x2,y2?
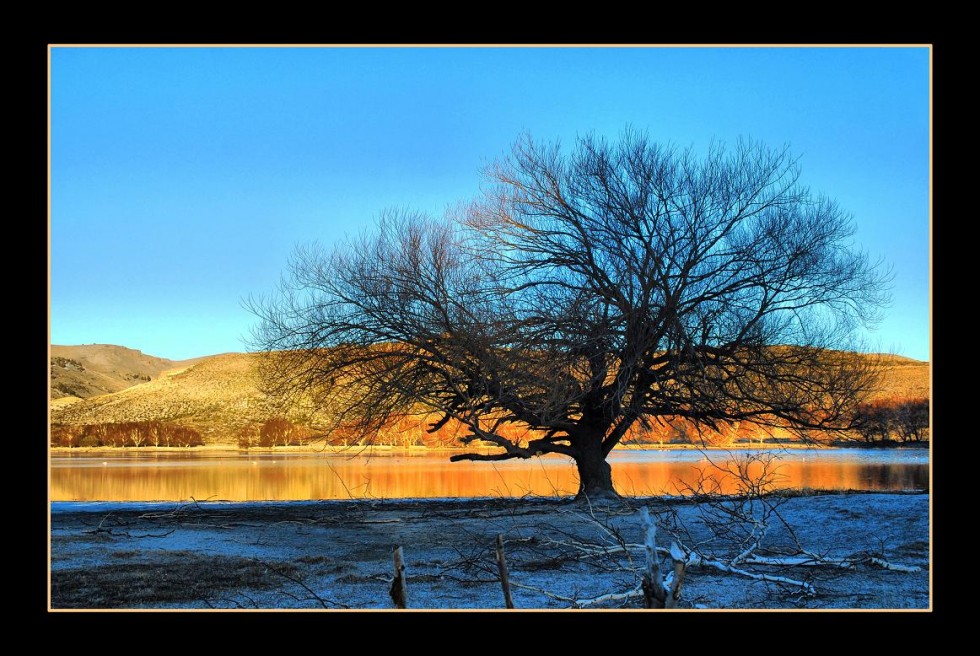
872,356,930,400
50,344,177,400
51,352,280,443
51,551,298,608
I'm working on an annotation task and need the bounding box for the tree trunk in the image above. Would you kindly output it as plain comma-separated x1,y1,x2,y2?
574,436,617,501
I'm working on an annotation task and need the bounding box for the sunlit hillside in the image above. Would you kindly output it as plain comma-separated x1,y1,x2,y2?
873,354,930,399
51,352,280,443
50,346,930,446
50,344,179,400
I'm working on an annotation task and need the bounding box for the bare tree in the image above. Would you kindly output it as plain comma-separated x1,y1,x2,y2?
894,397,929,443
248,130,889,501
260,417,296,447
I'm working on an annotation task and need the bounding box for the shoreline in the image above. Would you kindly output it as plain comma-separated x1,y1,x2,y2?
49,487,927,511
49,442,928,455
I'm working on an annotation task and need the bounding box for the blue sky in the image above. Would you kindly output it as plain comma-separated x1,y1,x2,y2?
50,46,930,361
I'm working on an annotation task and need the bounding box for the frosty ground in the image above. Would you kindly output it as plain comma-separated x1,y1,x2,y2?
50,492,929,610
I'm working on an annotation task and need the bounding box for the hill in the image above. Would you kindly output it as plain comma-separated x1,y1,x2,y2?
50,347,930,446
873,353,931,400
50,344,179,400
50,352,282,444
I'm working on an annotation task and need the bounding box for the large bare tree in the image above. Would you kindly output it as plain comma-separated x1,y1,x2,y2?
248,131,889,500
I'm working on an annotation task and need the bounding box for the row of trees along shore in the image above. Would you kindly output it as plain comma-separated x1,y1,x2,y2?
50,421,203,448
848,396,930,445
51,398,928,449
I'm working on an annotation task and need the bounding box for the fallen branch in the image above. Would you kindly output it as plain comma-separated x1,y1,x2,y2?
739,551,921,573
575,585,645,608
81,512,178,539
640,508,667,608
684,552,815,595
866,556,921,573
508,580,645,609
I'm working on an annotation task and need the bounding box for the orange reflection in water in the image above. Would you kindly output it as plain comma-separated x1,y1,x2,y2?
50,450,928,502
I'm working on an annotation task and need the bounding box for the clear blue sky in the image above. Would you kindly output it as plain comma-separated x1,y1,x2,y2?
50,46,930,361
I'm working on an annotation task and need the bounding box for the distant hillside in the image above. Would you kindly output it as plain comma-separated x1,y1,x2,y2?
50,344,178,400
51,352,281,443
50,347,930,446
872,353,930,400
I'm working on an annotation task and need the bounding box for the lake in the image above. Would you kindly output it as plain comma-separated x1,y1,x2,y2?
49,448,929,502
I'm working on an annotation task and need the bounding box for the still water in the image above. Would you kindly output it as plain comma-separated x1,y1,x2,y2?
50,448,928,502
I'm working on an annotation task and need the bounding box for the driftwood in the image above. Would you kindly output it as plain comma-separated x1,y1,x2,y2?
641,508,667,608
477,502,919,608
640,507,687,608
390,546,408,608
496,534,515,609
665,541,687,608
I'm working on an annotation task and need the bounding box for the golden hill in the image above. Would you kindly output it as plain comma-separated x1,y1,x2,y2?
50,347,930,446
50,352,285,444
872,353,931,400
51,344,179,400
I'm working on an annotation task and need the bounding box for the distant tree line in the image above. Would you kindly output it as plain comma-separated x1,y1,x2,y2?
235,414,789,450
308,401,930,450
51,421,204,448
236,417,314,448
238,415,476,449
51,399,928,451
234,402,931,450
848,397,930,445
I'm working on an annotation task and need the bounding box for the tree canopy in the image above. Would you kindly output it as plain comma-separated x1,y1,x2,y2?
249,130,890,499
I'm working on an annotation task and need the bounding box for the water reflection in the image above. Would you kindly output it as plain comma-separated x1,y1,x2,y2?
50,449,929,502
